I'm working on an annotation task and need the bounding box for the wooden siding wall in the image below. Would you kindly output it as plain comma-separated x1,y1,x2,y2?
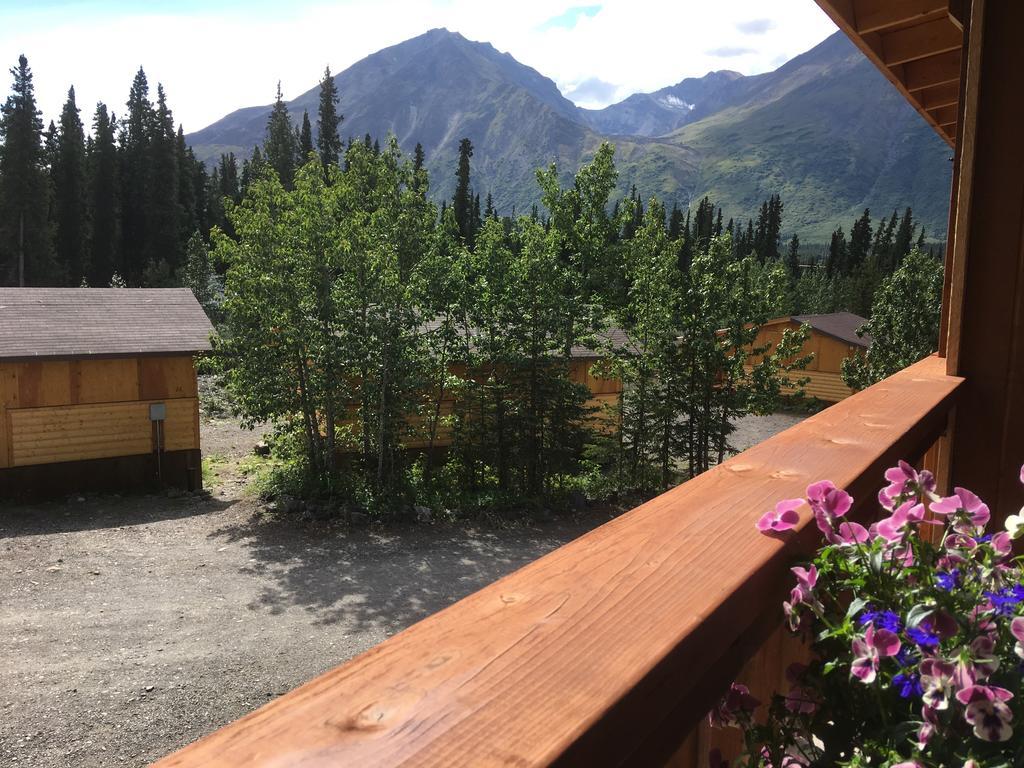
0,355,199,470
750,322,863,402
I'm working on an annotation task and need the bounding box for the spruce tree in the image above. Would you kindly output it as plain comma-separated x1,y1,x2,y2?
785,233,800,280
412,142,427,196
667,202,684,240
86,102,119,286
848,208,872,271
299,110,313,159
148,84,182,274
826,226,848,278
218,153,240,202
753,199,770,261
452,138,474,246
315,67,342,175
0,55,56,286
264,82,298,188
120,67,155,282
52,86,88,283
872,210,898,273
893,207,915,266
176,126,199,246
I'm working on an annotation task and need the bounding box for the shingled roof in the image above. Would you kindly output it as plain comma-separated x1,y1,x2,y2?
791,312,870,348
0,288,214,361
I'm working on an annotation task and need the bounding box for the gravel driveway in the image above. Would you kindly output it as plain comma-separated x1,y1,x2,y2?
0,407,803,767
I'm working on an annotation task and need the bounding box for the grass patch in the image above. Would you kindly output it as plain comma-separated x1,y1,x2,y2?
201,453,229,487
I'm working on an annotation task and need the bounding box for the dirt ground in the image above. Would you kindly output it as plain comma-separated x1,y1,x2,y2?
0,406,803,767
0,416,619,767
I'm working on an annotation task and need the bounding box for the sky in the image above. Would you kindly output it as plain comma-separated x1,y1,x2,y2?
1,0,838,132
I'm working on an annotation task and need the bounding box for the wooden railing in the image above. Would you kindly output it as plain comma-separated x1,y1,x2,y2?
153,355,963,768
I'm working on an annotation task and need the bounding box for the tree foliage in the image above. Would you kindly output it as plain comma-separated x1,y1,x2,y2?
841,247,943,390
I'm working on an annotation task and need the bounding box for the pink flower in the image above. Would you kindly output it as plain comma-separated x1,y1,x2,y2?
931,487,990,528
991,531,1012,558
757,499,803,533
1020,463,1024,485
709,683,760,728
917,720,934,749
807,480,852,517
835,520,870,545
791,565,817,591
957,685,1014,742
806,480,866,544
850,624,901,683
885,544,915,567
891,763,923,768
883,460,933,500
1010,617,1024,659
874,500,927,542
784,685,817,714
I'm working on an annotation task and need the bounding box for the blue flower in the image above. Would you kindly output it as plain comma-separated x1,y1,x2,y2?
906,626,940,648
935,569,960,591
859,607,901,632
984,586,1024,617
892,671,922,699
894,647,917,668
977,534,993,544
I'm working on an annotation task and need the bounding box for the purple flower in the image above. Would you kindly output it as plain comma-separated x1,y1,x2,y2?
920,658,956,710
957,685,1014,742
851,624,901,683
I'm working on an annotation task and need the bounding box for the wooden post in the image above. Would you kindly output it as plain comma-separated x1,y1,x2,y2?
945,0,1024,519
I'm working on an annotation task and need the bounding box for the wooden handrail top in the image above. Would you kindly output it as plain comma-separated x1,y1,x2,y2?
155,356,963,768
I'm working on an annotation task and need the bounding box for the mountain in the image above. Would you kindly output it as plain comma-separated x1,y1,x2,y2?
579,70,744,137
187,29,952,242
188,28,612,209
651,33,953,241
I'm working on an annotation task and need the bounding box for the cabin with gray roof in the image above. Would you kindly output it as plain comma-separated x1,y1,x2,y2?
753,312,870,402
0,288,213,496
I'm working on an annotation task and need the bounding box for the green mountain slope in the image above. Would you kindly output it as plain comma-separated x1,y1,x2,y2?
639,33,953,241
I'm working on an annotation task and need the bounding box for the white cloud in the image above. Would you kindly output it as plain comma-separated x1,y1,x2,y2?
1,0,837,132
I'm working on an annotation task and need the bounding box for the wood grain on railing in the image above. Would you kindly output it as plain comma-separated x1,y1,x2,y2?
154,356,962,768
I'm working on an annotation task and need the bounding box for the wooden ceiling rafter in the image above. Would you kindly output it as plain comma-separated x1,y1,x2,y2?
814,0,965,147
854,0,950,34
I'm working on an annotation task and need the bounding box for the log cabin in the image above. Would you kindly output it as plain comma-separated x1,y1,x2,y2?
0,288,213,497
156,1,1024,765
754,311,869,402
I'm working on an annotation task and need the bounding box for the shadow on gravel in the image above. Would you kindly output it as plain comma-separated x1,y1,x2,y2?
208,512,610,633
0,492,232,537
